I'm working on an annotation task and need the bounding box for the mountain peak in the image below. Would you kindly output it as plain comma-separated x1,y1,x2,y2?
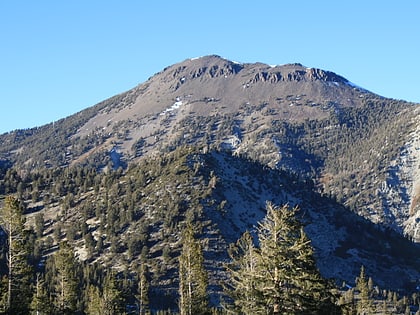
162,55,244,81
0,54,419,303
160,55,351,87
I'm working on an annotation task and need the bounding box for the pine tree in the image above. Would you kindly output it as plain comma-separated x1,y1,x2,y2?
101,271,124,315
178,223,208,315
356,266,373,315
53,241,79,314
0,195,33,314
258,203,339,314
30,273,52,315
85,284,102,315
224,231,263,314
84,271,124,315
225,202,340,315
137,264,150,314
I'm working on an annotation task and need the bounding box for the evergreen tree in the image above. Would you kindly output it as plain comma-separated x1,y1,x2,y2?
101,271,124,315
85,284,102,315
0,195,32,314
178,224,209,315
224,231,263,314
53,241,79,314
258,203,339,314
355,266,373,315
137,264,150,314
225,202,340,315
30,273,52,315
34,213,45,238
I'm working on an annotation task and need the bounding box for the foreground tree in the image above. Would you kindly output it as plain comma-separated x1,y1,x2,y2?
30,273,52,315
86,284,102,315
101,271,124,315
225,202,341,314
53,241,79,314
0,195,32,314
85,272,124,315
224,231,263,314
136,264,150,314
178,224,208,315
356,266,373,315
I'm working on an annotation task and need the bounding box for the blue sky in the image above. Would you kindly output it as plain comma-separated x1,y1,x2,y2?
1,1,419,133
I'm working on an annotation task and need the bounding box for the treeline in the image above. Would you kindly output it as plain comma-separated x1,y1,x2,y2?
172,96,416,222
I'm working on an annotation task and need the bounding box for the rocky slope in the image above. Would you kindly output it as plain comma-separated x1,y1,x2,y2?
400,111,420,239
0,55,419,238
14,148,420,303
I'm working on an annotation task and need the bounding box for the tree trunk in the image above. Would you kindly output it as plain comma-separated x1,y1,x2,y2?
7,231,12,311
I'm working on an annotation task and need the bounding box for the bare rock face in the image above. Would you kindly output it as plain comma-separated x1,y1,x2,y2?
165,56,243,83
244,65,349,85
305,67,347,82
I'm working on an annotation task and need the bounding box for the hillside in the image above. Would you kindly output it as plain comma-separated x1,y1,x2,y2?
1,56,420,309
0,55,419,242
1,146,419,311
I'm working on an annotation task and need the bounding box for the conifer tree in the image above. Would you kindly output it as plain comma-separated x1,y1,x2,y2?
85,272,125,315
0,195,32,314
259,203,339,314
355,266,373,315
225,202,340,314
85,284,102,315
30,273,52,315
224,231,263,314
137,264,150,314
178,223,208,315
53,241,79,314
101,271,124,315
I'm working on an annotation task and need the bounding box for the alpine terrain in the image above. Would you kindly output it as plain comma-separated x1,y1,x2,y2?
0,55,419,313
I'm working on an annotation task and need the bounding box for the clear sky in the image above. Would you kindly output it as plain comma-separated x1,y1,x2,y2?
1,1,419,134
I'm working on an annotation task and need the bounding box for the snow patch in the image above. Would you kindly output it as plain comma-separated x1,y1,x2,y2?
160,98,184,115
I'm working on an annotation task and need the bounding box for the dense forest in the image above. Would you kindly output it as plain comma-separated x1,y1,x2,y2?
0,146,419,314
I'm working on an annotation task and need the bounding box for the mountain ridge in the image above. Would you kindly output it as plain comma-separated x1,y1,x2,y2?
1,56,420,308
0,55,418,242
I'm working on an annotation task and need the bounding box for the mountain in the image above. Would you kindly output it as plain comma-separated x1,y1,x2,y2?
0,56,419,304
1,55,419,239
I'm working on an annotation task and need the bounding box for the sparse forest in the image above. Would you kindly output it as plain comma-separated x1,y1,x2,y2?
0,146,419,314
0,56,419,313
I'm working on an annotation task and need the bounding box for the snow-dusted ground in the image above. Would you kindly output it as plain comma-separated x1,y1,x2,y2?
160,99,184,115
